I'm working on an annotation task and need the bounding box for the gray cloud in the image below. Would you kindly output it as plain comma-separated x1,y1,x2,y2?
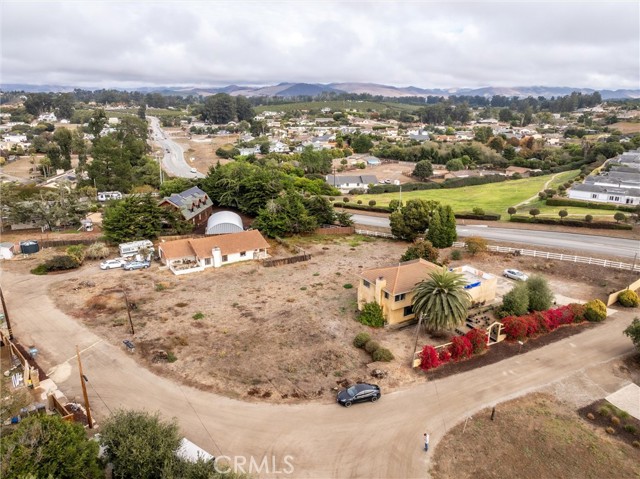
1,0,638,89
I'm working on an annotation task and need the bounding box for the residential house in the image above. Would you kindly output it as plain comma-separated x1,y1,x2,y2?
239,146,261,156
325,174,379,191
159,186,213,227
357,259,497,326
505,166,534,177
568,159,640,205
158,229,270,275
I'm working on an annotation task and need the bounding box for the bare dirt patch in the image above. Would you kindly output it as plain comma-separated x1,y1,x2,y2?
161,127,239,173
42,235,632,403
431,393,640,479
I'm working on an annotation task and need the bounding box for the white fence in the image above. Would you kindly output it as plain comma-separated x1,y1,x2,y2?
355,229,396,238
453,242,640,272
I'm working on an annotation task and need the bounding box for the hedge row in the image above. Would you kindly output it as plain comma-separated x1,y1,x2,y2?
420,329,488,371
502,304,586,341
509,215,633,230
455,212,501,221
334,203,391,213
546,197,637,213
368,182,440,194
441,174,508,189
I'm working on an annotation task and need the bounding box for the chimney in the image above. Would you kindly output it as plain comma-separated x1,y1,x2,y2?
212,247,222,268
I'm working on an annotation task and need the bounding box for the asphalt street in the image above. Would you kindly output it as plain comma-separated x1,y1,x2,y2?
351,214,640,260
148,116,205,179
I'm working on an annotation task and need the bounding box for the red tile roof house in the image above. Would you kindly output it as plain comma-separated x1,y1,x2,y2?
159,187,213,228
158,230,270,275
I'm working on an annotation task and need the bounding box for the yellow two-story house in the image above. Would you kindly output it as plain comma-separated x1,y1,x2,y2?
357,259,497,326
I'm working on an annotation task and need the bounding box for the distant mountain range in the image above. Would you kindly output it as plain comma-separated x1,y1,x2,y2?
2,82,639,100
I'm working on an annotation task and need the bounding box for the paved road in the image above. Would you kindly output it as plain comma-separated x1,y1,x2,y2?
3,268,636,478
148,116,204,179
352,214,640,259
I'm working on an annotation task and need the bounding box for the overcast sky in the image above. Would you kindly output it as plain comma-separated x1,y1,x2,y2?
2,1,639,89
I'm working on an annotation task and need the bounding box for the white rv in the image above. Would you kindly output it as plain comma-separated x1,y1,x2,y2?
118,240,155,259
97,191,123,202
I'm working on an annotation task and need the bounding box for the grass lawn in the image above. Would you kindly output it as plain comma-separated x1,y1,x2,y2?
255,100,420,113
355,170,580,215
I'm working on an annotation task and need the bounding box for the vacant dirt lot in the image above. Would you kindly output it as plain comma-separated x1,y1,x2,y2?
431,392,640,479
6,234,635,404
162,127,239,174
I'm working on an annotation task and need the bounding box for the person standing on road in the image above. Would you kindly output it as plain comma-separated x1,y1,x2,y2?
424,432,430,451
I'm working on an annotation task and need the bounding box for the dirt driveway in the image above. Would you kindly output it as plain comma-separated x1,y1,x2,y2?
9,234,633,405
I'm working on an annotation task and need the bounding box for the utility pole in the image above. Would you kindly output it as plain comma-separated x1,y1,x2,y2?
122,288,134,335
76,345,93,429
0,285,14,340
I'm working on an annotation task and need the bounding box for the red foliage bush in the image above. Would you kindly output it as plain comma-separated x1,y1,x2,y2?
448,336,473,361
502,304,587,341
438,349,452,364
465,328,488,354
420,345,440,371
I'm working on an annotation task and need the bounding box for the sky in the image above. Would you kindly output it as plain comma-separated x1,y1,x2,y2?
2,0,639,90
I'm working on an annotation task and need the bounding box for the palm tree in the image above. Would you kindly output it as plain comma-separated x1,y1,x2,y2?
412,267,472,333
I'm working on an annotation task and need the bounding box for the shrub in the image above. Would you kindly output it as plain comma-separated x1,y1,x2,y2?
44,255,81,272
364,340,381,354
464,236,488,256
584,299,607,322
358,302,385,327
598,405,612,417
502,315,531,341
357,200,363,205
567,303,586,323
372,348,394,362
30,264,48,275
624,424,638,435
586,412,595,420
166,351,177,363
448,336,473,361
343,197,349,203
618,289,639,308
85,242,110,260
606,426,615,434
633,440,640,448
400,240,439,263
585,214,593,223
502,282,530,317
529,208,540,218
526,275,554,312
472,207,485,216
368,200,376,207
343,283,353,289
465,329,488,354
66,245,86,263
192,312,205,320
558,209,568,221
420,345,440,371
614,212,627,223
353,332,371,348
611,416,621,426
438,349,452,364
450,250,462,261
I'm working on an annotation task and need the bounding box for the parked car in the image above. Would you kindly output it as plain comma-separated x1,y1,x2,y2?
337,383,380,407
190,167,197,173
384,179,391,184
503,269,528,281
100,258,127,270
123,261,150,271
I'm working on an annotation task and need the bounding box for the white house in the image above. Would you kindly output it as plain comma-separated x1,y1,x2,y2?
325,174,379,192
158,229,270,275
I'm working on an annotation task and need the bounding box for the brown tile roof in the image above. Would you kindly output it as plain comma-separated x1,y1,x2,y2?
359,259,440,295
159,230,270,260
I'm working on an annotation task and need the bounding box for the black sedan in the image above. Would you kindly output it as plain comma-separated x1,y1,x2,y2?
336,383,381,407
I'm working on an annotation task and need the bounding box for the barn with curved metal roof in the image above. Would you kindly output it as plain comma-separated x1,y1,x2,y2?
206,211,244,235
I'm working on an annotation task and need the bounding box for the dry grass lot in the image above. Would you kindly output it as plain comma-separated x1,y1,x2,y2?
431,392,640,479
162,127,239,174
6,235,635,403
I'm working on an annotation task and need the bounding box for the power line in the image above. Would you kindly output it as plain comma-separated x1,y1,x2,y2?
177,384,223,457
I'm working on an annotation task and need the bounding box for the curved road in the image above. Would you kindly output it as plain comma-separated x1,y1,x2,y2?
148,116,204,179
3,268,636,478
352,214,640,260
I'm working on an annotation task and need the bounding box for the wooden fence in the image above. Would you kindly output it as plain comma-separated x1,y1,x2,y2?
354,229,396,238
38,238,99,248
452,242,640,273
263,254,312,267
607,277,640,306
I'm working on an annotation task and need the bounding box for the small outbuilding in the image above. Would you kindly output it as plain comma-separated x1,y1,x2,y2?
206,211,244,235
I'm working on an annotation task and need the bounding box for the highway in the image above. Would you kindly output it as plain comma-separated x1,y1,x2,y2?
147,116,204,179
351,213,640,260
